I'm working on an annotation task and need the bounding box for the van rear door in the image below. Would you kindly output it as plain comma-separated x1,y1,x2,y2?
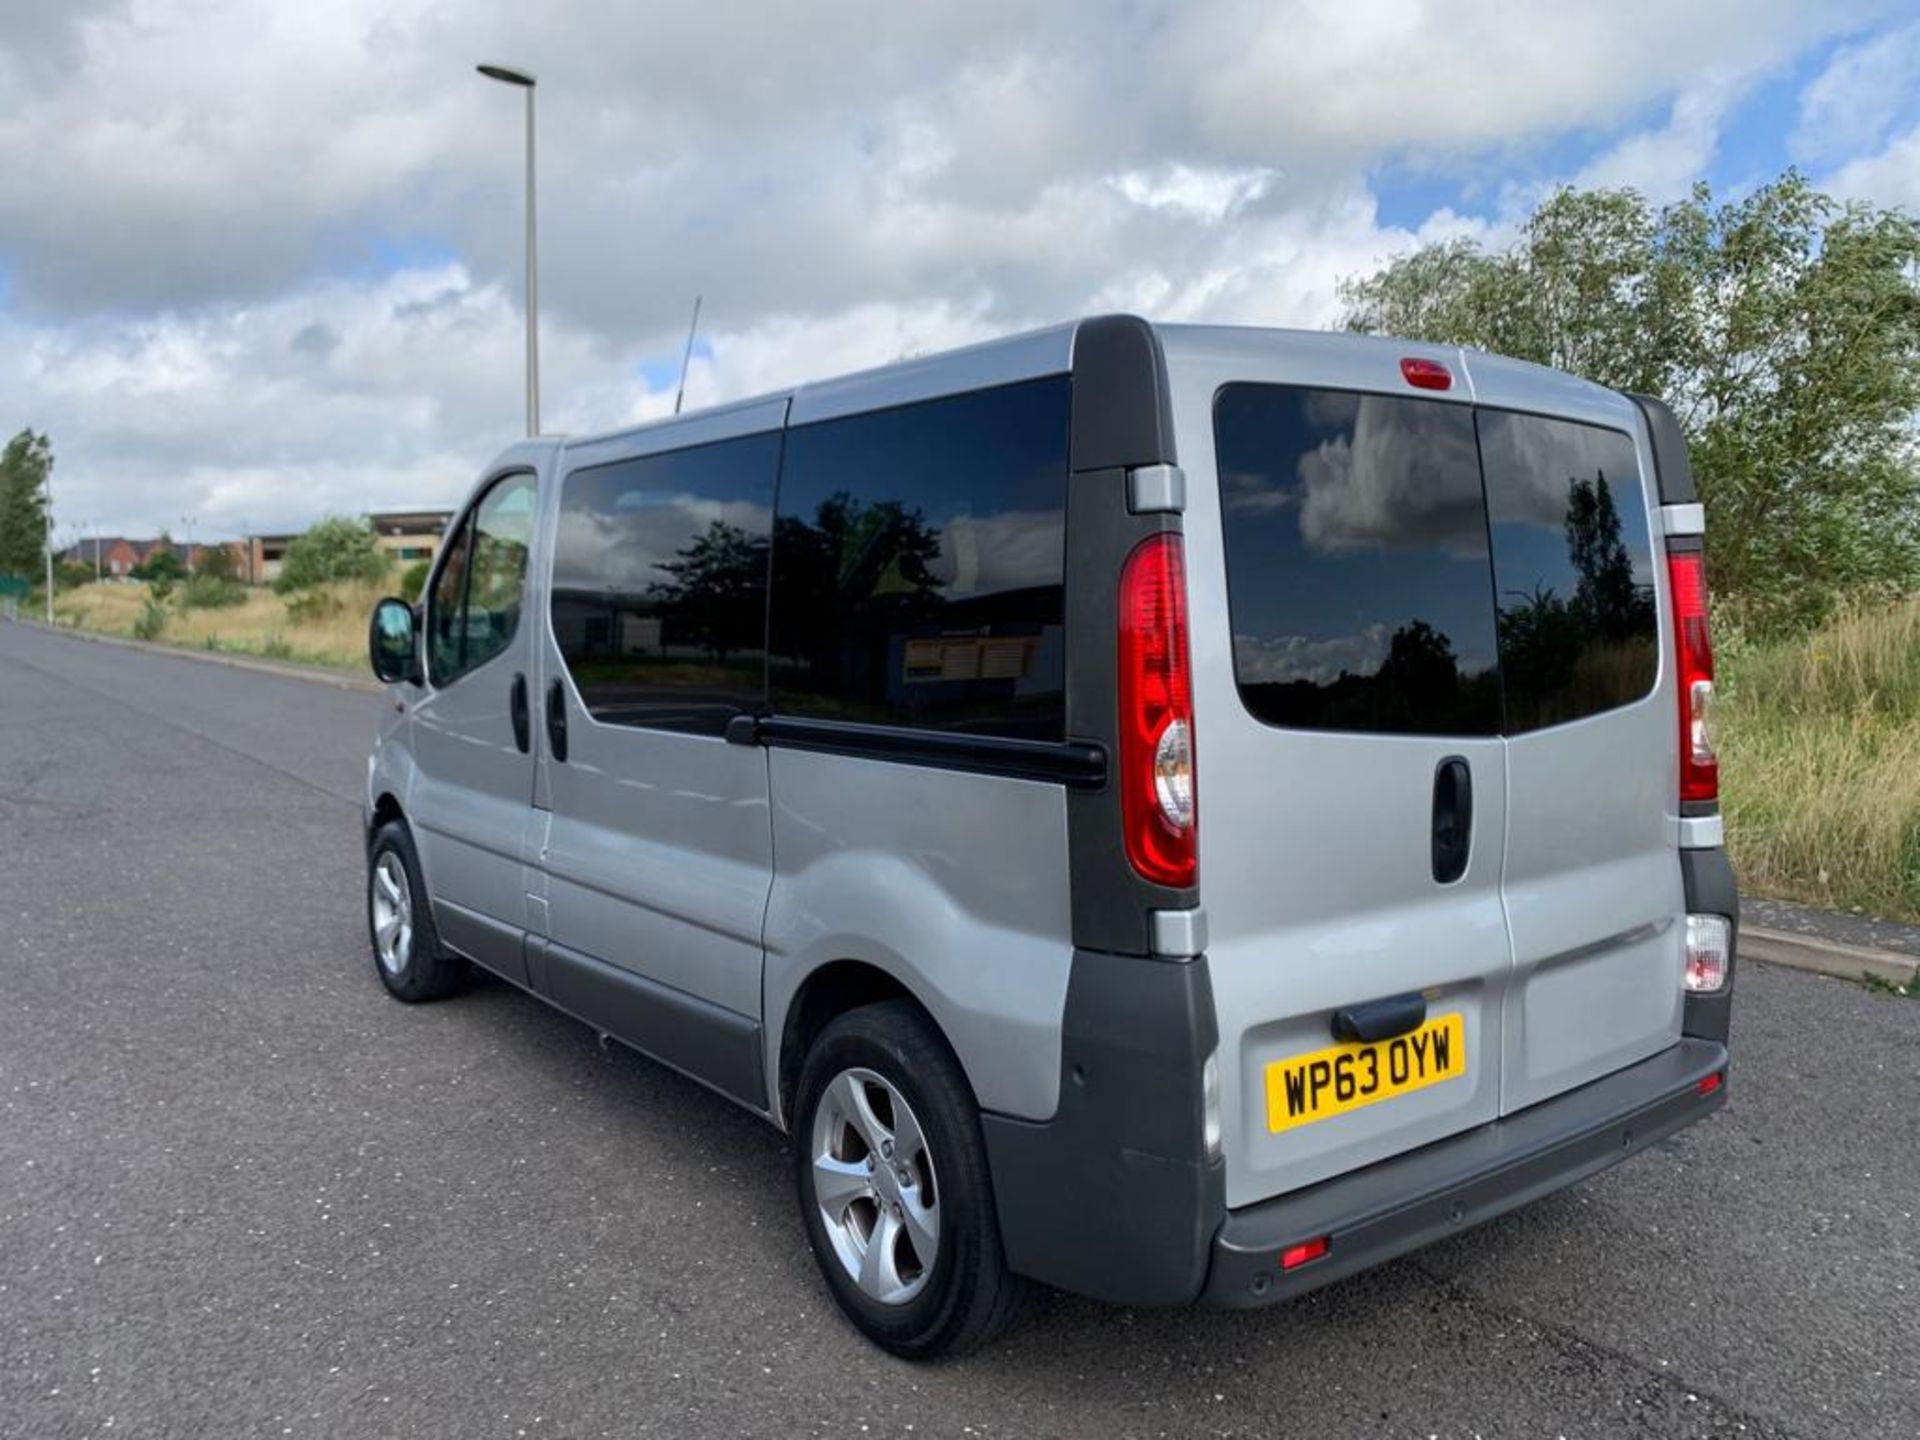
1469,357,1683,1112
1179,336,1514,1208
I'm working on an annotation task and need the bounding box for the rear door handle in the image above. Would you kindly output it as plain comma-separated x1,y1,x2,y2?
545,679,569,764
509,673,530,754
1431,755,1472,884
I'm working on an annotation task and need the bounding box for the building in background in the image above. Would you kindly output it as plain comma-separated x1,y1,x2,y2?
61,536,244,580
366,510,454,567
244,533,298,586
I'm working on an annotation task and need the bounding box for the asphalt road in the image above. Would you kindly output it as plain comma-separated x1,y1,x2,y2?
2,621,1915,1440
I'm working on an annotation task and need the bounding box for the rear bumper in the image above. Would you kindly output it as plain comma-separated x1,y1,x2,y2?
1202,1036,1727,1308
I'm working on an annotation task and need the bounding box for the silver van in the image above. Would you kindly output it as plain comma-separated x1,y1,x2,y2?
364,316,1736,1357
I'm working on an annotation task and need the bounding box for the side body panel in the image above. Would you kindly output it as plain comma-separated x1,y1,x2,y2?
1465,353,1685,1112
534,400,786,1024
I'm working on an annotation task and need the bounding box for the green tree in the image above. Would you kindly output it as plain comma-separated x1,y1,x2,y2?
194,543,239,583
274,516,390,593
1340,173,1920,629
133,535,184,586
0,430,54,582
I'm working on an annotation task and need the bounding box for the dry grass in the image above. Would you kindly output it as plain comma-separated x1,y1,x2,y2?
1717,596,1920,922
53,578,393,671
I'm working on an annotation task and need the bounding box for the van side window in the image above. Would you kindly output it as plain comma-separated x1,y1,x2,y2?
1478,410,1658,732
426,512,473,684
1213,384,1502,737
769,377,1070,741
550,431,780,734
426,473,536,687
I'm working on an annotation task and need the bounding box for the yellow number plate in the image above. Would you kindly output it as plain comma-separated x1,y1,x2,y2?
1265,1013,1467,1134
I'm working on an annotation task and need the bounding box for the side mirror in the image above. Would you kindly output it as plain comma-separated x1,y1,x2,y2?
369,597,419,685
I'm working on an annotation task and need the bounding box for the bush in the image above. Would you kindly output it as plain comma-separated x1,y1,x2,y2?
179,575,247,609
1719,597,1920,920
195,545,241,583
148,573,176,603
285,590,342,624
261,634,294,660
274,517,390,593
132,598,167,641
400,558,432,601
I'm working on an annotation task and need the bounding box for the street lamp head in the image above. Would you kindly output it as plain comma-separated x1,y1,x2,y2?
477,62,536,87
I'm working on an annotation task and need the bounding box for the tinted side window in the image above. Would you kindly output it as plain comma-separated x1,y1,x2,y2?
551,431,779,733
1214,383,1501,736
1479,410,1658,732
769,377,1069,740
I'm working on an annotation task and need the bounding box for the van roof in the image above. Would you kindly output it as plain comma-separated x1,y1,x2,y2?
547,315,1626,459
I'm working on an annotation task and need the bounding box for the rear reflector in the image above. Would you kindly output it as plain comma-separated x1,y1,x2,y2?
1117,534,1197,887
1280,1236,1330,1271
1684,913,1731,992
1697,1072,1724,1098
1667,549,1718,803
1400,357,1453,391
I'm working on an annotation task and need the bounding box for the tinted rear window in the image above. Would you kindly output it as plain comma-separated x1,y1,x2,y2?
768,377,1069,739
1478,410,1657,732
1213,383,1501,736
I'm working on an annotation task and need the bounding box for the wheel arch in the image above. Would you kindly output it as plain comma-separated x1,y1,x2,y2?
773,958,962,1131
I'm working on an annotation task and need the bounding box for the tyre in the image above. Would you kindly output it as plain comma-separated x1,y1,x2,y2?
792,1000,1033,1358
365,819,464,1003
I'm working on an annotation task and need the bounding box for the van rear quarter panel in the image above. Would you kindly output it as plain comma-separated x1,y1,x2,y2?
761,750,1074,1124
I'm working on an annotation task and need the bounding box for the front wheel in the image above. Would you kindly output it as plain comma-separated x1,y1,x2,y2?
792,1001,1033,1358
365,819,463,1002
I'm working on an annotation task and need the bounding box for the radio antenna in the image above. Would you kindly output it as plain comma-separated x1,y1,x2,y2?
673,294,702,415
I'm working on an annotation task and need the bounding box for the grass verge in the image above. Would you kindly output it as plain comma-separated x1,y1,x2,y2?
1718,596,1920,923
49,578,393,672
37,580,1920,922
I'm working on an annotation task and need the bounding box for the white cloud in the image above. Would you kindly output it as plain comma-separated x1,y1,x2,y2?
1793,19,1920,164
1571,84,1736,202
1822,124,1920,213
0,1,1901,540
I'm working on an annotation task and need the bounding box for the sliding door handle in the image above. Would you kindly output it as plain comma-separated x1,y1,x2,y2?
545,678,569,764
509,673,530,754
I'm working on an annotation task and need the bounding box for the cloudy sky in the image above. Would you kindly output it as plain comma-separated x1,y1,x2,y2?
3,1,1917,543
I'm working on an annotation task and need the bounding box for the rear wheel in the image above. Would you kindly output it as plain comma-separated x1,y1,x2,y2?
792,1001,1033,1358
365,819,463,1002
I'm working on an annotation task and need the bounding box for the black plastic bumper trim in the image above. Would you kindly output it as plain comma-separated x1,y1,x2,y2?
1203,1038,1728,1308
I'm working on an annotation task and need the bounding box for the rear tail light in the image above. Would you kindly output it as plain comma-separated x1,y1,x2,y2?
1118,533,1197,887
1685,913,1731,992
1697,1071,1725,1098
1667,549,1717,803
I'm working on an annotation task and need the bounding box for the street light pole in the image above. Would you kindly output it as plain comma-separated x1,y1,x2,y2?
42,463,53,623
478,62,539,437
